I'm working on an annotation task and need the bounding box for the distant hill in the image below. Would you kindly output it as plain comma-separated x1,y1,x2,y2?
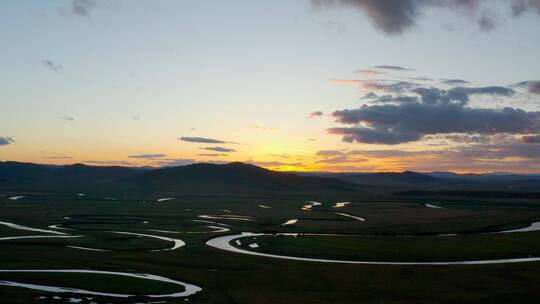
0,161,358,195
112,162,358,195
426,171,540,181
297,171,439,186
3,161,539,196
298,170,540,191
0,161,137,192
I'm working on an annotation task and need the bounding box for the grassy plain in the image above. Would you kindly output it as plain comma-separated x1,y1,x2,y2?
1,190,540,303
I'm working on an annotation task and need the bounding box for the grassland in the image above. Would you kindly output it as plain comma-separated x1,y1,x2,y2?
1,190,540,303
0,272,184,295
235,232,540,262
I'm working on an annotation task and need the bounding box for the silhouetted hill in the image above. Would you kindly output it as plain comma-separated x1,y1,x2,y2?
298,171,438,186
426,171,540,181
113,162,358,195
4,161,538,196
0,161,138,192
55,163,137,183
299,170,540,191
0,161,358,195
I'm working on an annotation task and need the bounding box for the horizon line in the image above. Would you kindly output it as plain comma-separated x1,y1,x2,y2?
2,160,540,176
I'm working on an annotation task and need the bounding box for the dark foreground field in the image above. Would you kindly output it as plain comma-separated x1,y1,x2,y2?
1,189,540,304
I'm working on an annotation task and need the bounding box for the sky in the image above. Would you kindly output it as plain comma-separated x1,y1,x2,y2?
1,0,540,173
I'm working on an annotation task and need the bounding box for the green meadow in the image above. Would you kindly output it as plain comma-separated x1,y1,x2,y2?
1,190,540,303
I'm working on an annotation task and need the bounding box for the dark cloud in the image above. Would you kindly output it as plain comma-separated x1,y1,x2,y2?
513,81,529,87
308,111,324,118
430,134,492,144
371,81,419,93
464,86,516,96
363,92,419,103
362,93,379,99
528,81,540,94
512,0,540,16
478,13,496,31
513,80,540,94
179,136,227,144
60,117,75,122
522,135,540,144
128,154,166,159
446,141,540,160
413,86,515,105
329,127,422,144
311,0,540,35
330,79,416,95
413,87,469,105
410,76,433,81
312,0,424,35
409,86,515,105
58,0,97,17
440,78,470,85
330,101,540,144
374,65,413,71
329,70,529,146
41,60,63,72
200,147,236,153
132,115,140,120
331,79,418,93
0,137,14,146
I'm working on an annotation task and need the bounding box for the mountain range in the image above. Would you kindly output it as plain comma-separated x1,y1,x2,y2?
0,161,357,196
1,161,539,196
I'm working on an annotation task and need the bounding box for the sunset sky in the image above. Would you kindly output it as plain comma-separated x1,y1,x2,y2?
1,0,540,173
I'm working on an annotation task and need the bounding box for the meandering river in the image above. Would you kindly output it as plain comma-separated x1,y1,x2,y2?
206,221,540,266
0,269,201,298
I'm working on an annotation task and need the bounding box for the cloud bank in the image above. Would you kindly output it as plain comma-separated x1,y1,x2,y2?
528,81,540,94
58,0,97,17
522,135,540,144
308,111,324,118
330,102,540,145
312,0,540,35
316,137,540,172
374,65,412,71
200,147,237,153
179,136,228,144
328,73,539,145
42,60,63,72
0,137,14,146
